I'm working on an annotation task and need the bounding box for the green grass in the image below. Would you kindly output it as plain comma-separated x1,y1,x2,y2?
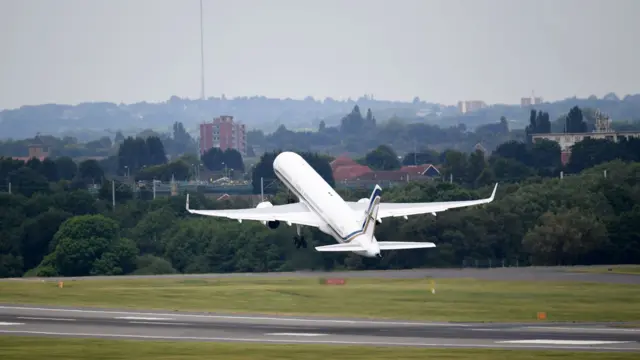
0,337,637,360
1,277,639,322
572,266,640,275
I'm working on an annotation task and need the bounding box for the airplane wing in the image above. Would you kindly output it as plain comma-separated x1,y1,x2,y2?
185,195,323,227
347,183,498,219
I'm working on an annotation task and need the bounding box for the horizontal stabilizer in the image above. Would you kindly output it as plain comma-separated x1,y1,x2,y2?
315,243,365,252
377,242,436,250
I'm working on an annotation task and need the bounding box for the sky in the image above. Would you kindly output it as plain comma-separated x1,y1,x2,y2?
0,0,638,109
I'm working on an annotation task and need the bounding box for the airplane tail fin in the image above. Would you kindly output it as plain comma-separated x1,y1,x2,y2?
360,184,382,239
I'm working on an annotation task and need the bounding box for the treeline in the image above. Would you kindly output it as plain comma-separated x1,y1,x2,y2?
270,134,640,189
1,136,639,277
248,105,516,156
0,121,200,169
248,104,640,157
1,159,638,278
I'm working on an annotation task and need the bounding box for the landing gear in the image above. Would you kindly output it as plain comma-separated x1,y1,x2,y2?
293,224,307,249
293,234,307,249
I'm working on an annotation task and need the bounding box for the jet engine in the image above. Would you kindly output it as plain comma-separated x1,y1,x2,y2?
267,220,280,229
256,201,280,229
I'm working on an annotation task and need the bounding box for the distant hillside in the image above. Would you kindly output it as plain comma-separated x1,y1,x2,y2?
1,93,639,141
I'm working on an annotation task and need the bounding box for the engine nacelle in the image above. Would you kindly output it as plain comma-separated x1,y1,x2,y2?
256,201,273,209
357,198,368,203
267,220,281,229
256,201,280,229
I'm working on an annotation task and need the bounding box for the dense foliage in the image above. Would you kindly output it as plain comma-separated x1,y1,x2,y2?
1,134,639,277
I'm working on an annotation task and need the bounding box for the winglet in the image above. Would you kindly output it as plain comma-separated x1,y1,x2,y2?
186,193,190,211
489,183,498,202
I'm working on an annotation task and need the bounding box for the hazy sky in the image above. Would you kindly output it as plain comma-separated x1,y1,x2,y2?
1,0,638,109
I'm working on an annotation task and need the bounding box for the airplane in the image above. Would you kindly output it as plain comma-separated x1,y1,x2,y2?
185,151,498,258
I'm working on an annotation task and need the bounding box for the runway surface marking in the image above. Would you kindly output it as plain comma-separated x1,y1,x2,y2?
17,317,75,322
115,317,174,321
0,322,24,326
523,326,640,333
265,333,327,337
0,329,636,351
129,321,191,326
497,340,632,345
0,305,466,327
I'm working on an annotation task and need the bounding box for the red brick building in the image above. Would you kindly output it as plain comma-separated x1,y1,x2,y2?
199,115,246,156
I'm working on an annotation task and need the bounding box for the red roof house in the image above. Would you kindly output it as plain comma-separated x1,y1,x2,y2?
400,164,441,177
333,164,373,181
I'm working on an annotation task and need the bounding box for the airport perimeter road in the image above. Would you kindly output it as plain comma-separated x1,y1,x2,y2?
0,305,638,352
3,266,639,284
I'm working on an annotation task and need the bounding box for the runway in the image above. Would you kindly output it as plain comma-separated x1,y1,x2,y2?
0,304,638,352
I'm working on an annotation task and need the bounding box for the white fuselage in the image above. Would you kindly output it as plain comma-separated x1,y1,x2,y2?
272,152,380,257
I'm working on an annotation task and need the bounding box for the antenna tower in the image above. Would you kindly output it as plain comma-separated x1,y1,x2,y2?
199,0,206,100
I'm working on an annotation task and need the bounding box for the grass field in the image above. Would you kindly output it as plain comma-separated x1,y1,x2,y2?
1,277,639,322
572,266,640,275
0,337,637,360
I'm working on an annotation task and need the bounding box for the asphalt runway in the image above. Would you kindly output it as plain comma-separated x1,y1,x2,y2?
0,305,638,352
3,265,639,284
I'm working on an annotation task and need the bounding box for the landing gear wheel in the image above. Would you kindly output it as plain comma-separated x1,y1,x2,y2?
293,235,307,249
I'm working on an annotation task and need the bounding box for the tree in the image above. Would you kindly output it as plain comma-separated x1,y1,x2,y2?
98,180,133,203
78,159,105,183
566,138,620,173
134,160,190,182
117,136,167,175
529,139,561,175
365,108,376,127
402,149,439,166
19,209,72,270
55,156,77,180
340,105,366,134
525,109,551,141
8,167,50,197
565,106,587,133
523,208,609,265
223,149,245,172
201,148,244,172
168,122,196,155
492,141,531,166
442,150,468,182
364,145,400,171
46,214,138,276
146,136,168,166
467,149,487,185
